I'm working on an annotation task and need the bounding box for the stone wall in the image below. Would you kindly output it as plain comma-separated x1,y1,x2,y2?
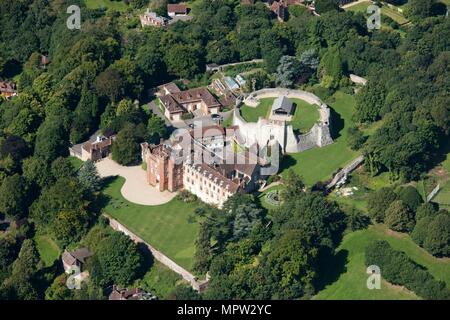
105,214,209,292
235,88,333,154
326,155,365,190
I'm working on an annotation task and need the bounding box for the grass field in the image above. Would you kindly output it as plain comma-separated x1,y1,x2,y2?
34,234,61,267
136,261,184,299
258,185,283,211
102,176,201,271
240,98,273,123
290,99,320,133
84,0,129,11
280,91,359,186
315,224,450,300
240,97,319,133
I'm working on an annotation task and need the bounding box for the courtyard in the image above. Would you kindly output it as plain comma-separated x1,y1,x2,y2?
95,158,176,206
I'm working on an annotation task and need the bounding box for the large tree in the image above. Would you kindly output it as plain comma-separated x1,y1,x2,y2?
0,174,31,219
77,160,102,192
112,123,142,166
384,200,415,233
90,231,145,287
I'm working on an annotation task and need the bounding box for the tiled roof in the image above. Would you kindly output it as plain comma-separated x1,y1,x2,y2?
167,3,188,14
161,87,221,114
160,94,184,113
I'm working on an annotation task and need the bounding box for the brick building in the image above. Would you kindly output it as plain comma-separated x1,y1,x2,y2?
141,142,184,192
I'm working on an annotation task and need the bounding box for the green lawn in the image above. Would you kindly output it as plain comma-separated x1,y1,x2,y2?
315,224,450,300
258,185,283,211
433,180,450,210
68,156,83,171
34,234,61,267
240,98,274,123
290,99,320,133
84,0,129,11
101,176,200,271
240,97,319,133
280,91,359,186
136,261,184,299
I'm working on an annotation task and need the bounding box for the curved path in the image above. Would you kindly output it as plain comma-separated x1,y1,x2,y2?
96,158,177,206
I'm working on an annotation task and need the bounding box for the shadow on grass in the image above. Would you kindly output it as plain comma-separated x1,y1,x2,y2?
329,106,345,140
279,154,298,173
421,136,450,174
137,242,155,278
314,248,349,292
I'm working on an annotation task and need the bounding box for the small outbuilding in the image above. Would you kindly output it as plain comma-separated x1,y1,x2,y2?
271,96,294,116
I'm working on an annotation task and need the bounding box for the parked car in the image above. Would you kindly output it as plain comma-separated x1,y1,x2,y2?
211,114,222,121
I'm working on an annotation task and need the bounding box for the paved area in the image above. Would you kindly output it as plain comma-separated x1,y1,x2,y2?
96,158,177,206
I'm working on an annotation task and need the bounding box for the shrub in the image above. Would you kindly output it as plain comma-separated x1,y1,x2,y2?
365,240,450,299
345,208,370,231
397,186,423,212
367,187,398,222
384,200,415,233
177,190,197,203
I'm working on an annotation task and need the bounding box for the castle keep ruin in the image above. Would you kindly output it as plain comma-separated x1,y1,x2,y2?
233,88,333,154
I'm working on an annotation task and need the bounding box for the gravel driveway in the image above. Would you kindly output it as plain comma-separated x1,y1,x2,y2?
96,158,177,206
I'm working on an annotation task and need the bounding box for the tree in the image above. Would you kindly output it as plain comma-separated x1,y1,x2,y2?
94,68,124,103
347,126,367,150
405,0,435,20
90,231,144,287
299,48,320,70
168,285,202,300
275,56,302,88
233,203,263,241
51,157,76,180
411,215,433,247
315,0,340,14
52,209,90,247
78,160,102,192
136,44,166,86
397,186,423,212
22,156,52,189
70,84,100,144
367,187,398,222
147,113,166,144
385,200,415,233
2,239,41,300
422,213,450,257
193,222,212,275
280,169,304,201
355,78,387,123
0,237,18,275
346,208,370,231
34,117,68,163
0,174,31,219
30,177,91,232
259,229,317,299
45,274,73,300
112,123,142,165
165,44,203,79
